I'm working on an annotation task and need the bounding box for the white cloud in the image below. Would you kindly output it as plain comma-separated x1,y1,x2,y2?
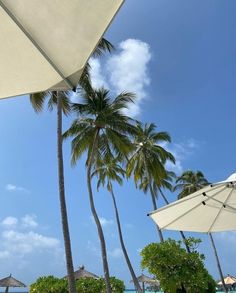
165,139,201,174
2,230,60,254
90,216,114,228
89,39,152,118
0,214,62,266
99,217,114,227
107,39,151,117
108,248,122,258
1,217,18,228
90,58,109,89
21,214,38,229
5,184,30,194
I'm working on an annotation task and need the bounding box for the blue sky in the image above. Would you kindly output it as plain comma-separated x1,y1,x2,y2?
1,0,236,289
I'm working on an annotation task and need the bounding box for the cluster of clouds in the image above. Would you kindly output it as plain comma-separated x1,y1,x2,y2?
89,38,151,117
0,214,62,267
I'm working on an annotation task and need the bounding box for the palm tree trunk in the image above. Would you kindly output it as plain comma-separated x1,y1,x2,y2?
110,187,142,293
158,188,191,254
149,183,164,242
209,233,227,292
57,93,77,293
87,128,112,293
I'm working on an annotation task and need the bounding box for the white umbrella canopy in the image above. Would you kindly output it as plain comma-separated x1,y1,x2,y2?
149,173,236,233
0,0,124,99
218,275,236,285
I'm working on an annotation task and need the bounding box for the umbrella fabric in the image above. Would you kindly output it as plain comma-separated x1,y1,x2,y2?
0,275,26,287
0,0,124,99
149,173,236,233
218,275,236,285
137,274,159,285
131,274,160,285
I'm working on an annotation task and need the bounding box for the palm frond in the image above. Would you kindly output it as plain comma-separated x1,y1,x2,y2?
30,91,49,113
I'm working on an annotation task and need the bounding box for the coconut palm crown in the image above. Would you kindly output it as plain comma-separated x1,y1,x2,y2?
174,170,209,199
64,88,136,164
127,122,175,186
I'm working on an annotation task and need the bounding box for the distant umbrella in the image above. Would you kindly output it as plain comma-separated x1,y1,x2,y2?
64,265,99,280
218,275,236,286
0,274,26,293
131,274,160,292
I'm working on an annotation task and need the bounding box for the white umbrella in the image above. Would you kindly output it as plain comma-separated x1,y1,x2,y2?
218,275,236,286
149,173,236,233
0,0,124,99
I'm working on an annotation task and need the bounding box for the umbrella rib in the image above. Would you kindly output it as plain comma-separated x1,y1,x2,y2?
207,187,235,232
160,186,229,230
148,183,225,216
0,1,74,91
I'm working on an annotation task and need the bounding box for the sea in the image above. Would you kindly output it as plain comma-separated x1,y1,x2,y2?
0,289,230,293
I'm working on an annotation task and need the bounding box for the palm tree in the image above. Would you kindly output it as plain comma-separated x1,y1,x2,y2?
127,122,175,242
139,170,191,253
174,170,209,199
174,170,227,293
92,155,143,293
30,38,114,293
63,88,136,293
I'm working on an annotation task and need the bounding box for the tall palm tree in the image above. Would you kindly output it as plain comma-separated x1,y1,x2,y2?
174,170,227,293
92,155,143,293
30,38,114,293
63,88,136,293
127,122,175,242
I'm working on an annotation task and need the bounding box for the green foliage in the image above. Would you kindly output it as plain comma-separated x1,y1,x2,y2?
30,276,68,293
29,276,125,293
174,170,210,199
141,239,216,293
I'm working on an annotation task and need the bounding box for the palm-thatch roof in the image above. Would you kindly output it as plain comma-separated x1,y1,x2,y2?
64,265,99,280
0,275,26,287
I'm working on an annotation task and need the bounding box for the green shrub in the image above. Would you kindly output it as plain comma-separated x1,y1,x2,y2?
30,275,125,293
30,276,68,293
141,238,216,293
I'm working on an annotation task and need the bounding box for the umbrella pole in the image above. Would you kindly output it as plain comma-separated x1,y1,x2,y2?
5,287,9,293
142,281,145,292
209,233,227,292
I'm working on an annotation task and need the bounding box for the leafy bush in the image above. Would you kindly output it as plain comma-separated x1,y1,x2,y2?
30,276,68,293
141,238,216,293
30,275,125,293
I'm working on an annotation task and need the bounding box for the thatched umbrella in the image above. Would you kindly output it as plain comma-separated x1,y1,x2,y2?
131,274,160,292
74,265,99,280
64,265,99,280
0,274,26,293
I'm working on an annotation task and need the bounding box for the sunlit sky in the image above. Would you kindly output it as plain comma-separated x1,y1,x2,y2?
1,0,236,289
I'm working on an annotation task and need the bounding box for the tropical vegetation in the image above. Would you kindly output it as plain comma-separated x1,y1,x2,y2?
92,155,142,292
30,276,124,293
63,87,136,293
30,38,114,293
141,238,216,293
127,122,175,242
